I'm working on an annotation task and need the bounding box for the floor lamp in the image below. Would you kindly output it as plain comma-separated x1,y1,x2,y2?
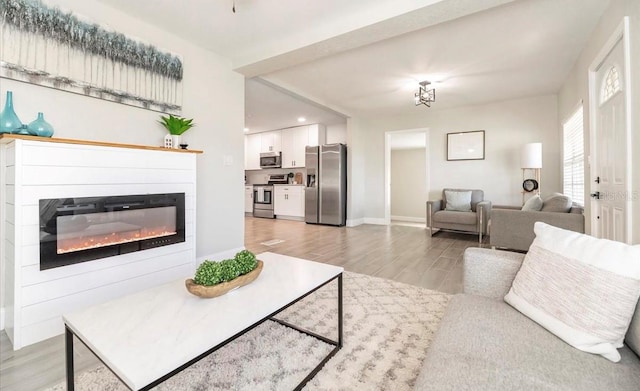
521,143,542,205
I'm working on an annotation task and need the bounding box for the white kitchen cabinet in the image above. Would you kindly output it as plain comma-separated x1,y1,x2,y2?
244,186,253,213
281,124,326,168
274,185,305,218
260,130,282,153
245,125,326,169
281,126,308,168
244,133,262,170
307,123,326,147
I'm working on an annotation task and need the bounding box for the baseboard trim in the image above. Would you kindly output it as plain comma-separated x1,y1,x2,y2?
346,218,364,227
196,246,245,264
0,307,4,331
363,218,387,225
274,215,305,222
390,215,426,223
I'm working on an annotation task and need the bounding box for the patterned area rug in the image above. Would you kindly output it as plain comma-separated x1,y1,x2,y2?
48,272,450,390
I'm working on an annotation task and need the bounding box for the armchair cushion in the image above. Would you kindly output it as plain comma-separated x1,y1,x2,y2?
444,190,472,211
433,210,477,225
442,188,484,212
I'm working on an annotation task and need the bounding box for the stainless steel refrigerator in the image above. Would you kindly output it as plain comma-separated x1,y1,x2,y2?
305,143,347,226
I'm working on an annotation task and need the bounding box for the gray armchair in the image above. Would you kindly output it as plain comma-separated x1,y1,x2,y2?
427,189,491,243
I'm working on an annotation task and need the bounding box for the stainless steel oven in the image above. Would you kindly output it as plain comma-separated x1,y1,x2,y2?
253,184,274,218
259,152,282,168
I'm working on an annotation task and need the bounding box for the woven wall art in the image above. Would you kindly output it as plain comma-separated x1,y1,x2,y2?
0,0,183,113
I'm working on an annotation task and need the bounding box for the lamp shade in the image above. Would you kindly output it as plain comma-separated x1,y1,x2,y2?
521,142,542,168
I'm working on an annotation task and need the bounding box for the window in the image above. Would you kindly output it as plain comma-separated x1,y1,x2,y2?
601,66,621,104
563,106,584,205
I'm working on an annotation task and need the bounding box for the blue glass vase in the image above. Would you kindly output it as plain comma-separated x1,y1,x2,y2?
13,125,31,135
27,112,55,137
0,91,22,134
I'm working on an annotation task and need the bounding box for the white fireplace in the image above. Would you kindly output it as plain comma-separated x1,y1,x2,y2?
0,135,200,349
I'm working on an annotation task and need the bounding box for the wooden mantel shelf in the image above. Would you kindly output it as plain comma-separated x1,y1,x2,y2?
0,134,203,154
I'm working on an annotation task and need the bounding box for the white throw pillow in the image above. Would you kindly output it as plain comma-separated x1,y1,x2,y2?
504,222,640,362
444,190,472,212
521,195,543,211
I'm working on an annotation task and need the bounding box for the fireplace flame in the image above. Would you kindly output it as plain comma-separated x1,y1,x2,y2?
57,227,177,254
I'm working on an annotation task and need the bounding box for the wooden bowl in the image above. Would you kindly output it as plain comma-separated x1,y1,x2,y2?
185,260,263,298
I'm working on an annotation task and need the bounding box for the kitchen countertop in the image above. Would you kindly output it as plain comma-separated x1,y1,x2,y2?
245,183,305,187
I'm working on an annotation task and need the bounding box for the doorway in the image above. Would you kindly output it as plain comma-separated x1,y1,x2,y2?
384,129,429,226
588,17,632,243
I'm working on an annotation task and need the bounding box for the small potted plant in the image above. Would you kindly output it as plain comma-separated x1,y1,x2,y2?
185,250,263,298
159,114,195,149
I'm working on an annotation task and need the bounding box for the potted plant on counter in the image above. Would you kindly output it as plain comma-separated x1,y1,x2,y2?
159,114,195,148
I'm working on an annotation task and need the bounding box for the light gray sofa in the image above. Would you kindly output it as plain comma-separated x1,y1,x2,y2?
414,248,640,390
490,203,584,251
427,189,491,243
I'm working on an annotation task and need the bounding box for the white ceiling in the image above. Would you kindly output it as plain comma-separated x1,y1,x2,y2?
245,79,346,133
262,0,609,117
98,0,609,132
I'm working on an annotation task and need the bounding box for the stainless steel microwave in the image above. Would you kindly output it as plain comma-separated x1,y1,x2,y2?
259,152,282,168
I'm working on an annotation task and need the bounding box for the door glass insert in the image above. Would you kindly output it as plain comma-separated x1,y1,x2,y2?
601,66,621,104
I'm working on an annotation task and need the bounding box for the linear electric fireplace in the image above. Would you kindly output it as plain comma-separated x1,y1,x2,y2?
39,193,185,270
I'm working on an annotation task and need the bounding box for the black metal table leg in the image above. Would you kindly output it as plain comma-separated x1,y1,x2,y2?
290,273,344,391
65,325,75,391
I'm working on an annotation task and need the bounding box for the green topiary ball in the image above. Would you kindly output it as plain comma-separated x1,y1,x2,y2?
234,250,257,274
193,260,224,286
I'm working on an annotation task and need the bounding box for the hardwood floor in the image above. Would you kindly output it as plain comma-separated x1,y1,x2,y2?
244,216,486,294
0,217,487,391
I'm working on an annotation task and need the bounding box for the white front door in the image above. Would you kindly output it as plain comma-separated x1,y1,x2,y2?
591,37,628,242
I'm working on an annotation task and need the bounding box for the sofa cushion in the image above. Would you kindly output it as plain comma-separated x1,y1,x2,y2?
541,193,572,212
414,295,640,391
444,190,472,212
432,210,476,225
627,241,640,357
522,194,543,211
504,223,640,362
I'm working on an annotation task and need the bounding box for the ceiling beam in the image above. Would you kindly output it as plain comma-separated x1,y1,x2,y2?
234,0,515,78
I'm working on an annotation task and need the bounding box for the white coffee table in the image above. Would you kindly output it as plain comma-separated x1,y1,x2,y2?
63,252,343,390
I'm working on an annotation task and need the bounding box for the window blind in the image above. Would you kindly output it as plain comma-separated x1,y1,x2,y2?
563,106,584,205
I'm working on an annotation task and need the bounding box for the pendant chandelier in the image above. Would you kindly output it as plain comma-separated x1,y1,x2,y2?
414,81,436,107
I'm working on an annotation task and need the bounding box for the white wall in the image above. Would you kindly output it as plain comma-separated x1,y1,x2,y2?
391,148,427,221
0,0,245,326
346,117,368,225
558,0,640,243
0,0,245,257
350,95,559,220
326,123,347,144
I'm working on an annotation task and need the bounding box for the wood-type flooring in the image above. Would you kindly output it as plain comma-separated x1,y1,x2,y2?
0,217,486,391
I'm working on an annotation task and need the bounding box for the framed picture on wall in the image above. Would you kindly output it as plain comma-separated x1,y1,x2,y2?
447,130,485,161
